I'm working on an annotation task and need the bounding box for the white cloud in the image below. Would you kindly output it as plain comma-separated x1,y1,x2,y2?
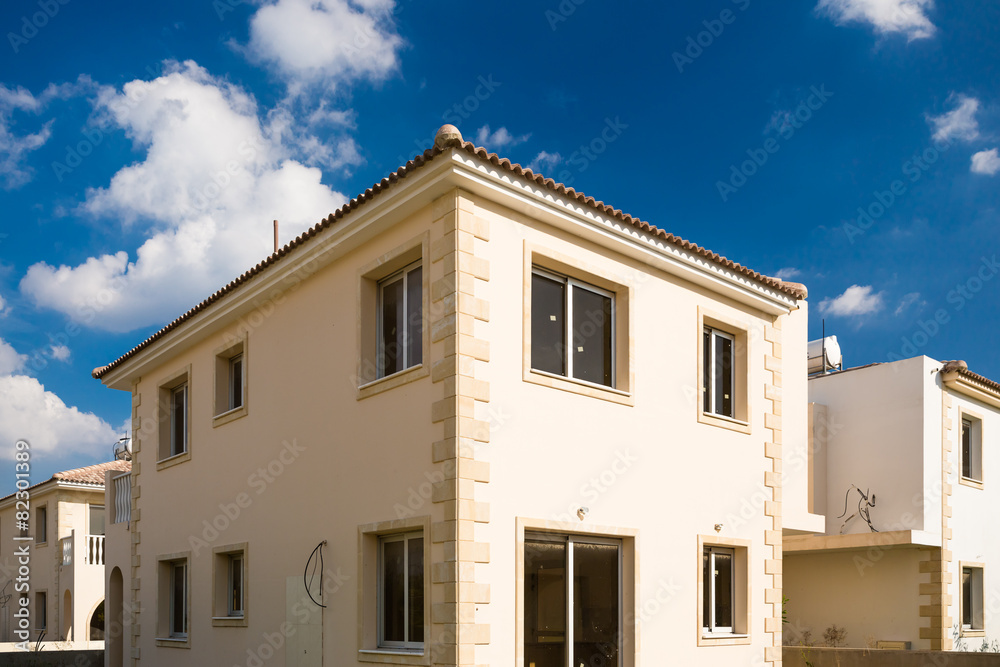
0,337,118,460
0,338,27,375
527,151,562,172
971,148,1000,176
245,0,402,94
50,345,71,362
773,267,802,281
816,0,936,40
21,61,346,333
473,125,531,150
0,84,52,189
0,292,7,316
927,95,980,143
819,285,885,317
894,291,924,315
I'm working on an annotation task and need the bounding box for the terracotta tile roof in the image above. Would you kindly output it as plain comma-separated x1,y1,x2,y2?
94,134,806,380
1,460,130,503
941,360,1000,394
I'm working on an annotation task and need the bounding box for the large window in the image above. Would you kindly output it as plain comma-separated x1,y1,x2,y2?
531,268,614,388
961,414,983,484
702,546,734,634
962,564,984,632
703,328,735,419
379,532,424,649
523,532,621,667
377,262,423,379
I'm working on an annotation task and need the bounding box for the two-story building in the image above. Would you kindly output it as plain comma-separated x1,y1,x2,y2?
95,124,814,667
784,356,1000,651
0,460,128,650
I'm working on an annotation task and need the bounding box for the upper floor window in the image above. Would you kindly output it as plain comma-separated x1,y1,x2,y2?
214,337,248,426
378,262,423,379
531,268,614,388
228,354,244,411
170,384,188,457
36,505,47,544
961,414,983,484
157,366,192,466
89,505,105,536
703,327,735,419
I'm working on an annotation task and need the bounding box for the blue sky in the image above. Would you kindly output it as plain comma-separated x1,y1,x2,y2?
1,0,998,483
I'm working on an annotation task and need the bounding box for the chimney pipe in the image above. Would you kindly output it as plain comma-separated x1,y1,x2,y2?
273,220,279,254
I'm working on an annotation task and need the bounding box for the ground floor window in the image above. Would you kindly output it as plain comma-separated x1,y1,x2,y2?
703,546,734,634
962,564,984,631
524,532,621,667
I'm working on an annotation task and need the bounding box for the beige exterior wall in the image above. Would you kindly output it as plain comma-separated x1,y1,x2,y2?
0,483,107,649
99,147,804,666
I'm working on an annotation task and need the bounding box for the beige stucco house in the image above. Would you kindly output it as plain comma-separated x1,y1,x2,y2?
0,459,128,651
94,124,814,667
785,356,1000,651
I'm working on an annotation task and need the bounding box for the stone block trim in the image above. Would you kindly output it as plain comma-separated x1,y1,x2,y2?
428,190,491,667
130,378,142,666
764,318,784,665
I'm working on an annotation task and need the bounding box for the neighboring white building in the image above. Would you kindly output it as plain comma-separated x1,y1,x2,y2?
94,124,813,667
0,460,129,651
784,356,1000,651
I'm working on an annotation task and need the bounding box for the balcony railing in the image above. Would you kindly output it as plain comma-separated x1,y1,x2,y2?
60,533,105,566
113,472,131,524
85,535,105,565
61,537,71,566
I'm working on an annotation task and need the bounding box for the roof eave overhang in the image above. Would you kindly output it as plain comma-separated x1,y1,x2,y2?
942,371,1000,409
99,148,799,390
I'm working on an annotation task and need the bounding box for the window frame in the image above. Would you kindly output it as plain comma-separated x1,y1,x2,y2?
212,542,248,627
35,591,46,631
703,327,736,419
376,261,424,381
356,235,430,401
157,366,192,469
523,247,634,407
156,551,191,648
36,504,47,545
702,545,735,635
696,535,752,646
697,308,753,435
377,531,424,651
530,267,616,389
88,504,105,537
958,410,984,488
960,562,985,635
213,334,249,427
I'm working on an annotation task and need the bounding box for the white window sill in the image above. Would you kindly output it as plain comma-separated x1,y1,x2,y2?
525,368,634,406
702,632,748,638
156,450,191,471
359,649,425,656
698,410,751,435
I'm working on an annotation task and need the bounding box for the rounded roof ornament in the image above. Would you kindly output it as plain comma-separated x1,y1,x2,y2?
434,124,463,149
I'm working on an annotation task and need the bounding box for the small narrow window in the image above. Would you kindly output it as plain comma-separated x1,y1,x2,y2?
170,384,188,457
703,328,735,419
531,268,614,387
961,415,983,483
36,505,47,543
378,532,424,649
170,561,187,638
35,592,46,630
962,566,984,631
377,263,423,379
229,354,244,411
703,546,735,634
89,505,105,537
229,554,244,617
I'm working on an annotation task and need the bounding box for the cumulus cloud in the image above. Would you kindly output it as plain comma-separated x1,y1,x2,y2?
971,148,1000,176
927,95,980,143
0,337,118,460
816,0,936,40
50,345,71,362
474,125,530,150
245,0,402,95
21,61,346,332
528,151,562,172
0,84,52,189
819,284,884,317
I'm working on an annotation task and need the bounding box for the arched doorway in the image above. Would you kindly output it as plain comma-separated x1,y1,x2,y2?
88,600,104,640
62,589,72,641
108,568,124,666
